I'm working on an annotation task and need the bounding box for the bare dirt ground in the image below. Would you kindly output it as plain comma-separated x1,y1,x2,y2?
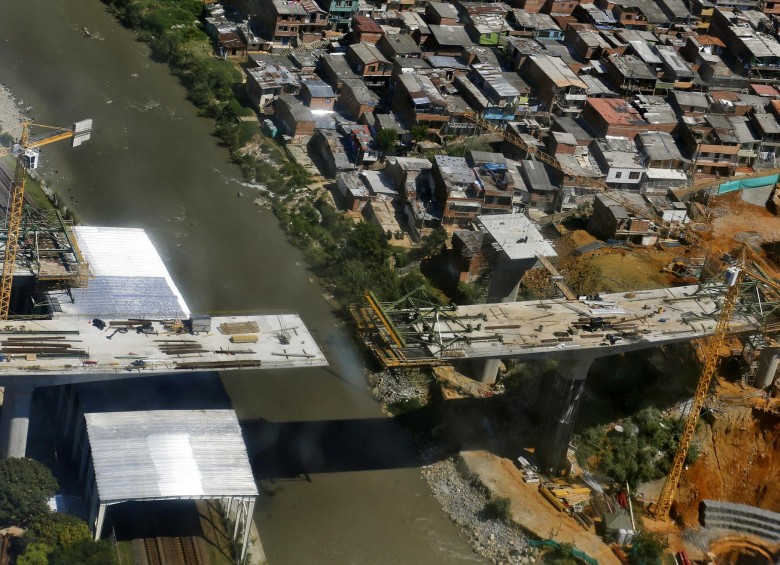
707,192,780,257
674,379,780,527
586,248,681,292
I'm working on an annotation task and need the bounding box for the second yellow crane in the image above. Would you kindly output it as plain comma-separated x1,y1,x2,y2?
0,119,92,319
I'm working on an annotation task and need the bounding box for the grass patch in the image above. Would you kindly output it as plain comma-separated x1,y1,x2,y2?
0,155,55,212
115,540,135,564
483,496,512,521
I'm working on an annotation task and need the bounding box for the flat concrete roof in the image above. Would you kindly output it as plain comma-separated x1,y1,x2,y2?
0,314,326,385
477,214,556,260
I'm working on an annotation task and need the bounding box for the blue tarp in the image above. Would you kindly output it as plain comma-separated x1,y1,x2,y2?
717,174,779,194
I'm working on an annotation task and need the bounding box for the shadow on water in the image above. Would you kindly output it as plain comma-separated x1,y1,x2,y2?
244,393,520,481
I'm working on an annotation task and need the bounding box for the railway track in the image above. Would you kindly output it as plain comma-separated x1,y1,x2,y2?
142,537,163,565
142,535,204,565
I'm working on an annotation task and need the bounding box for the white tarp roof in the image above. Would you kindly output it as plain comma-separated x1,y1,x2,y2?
65,226,190,318
86,410,258,503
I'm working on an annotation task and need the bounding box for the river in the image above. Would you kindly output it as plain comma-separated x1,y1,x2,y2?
0,2,482,563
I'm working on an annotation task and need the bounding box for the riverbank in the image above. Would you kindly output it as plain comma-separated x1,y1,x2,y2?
0,83,24,140
369,369,537,565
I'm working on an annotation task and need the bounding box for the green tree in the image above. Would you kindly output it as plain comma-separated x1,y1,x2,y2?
377,128,398,156
628,531,667,565
47,538,117,565
455,281,481,305
343,222,390,265
420,226,447,259
17,543,51,565
558,543,575,559
27,513,91,548
0,458,58,528
411,124,428,145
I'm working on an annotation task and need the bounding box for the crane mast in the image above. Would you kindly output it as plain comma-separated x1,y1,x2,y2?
0,119,91,320
653,265,743,520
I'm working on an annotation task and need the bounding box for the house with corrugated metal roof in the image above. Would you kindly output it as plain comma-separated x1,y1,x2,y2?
521,54,588,116
346,43,393,90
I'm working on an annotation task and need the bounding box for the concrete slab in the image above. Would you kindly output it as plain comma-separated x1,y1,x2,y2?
740,185,773,207
0,314,326,386
477,214,556,260
414,284,760,361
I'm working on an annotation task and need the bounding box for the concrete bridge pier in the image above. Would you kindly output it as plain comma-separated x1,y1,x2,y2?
474,255,537,385
535,356,594,475
755,348,780,390
473,358,501,385
485,255,536,303
0,386,35,458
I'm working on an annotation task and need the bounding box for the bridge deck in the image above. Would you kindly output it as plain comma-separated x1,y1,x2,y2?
0,314,326,381
359,285,763,366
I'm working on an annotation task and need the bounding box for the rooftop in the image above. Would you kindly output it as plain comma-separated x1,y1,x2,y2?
435,154,477,186
586,98,647,127
354,15,382,34
607,54,656,81
428,1,459,20
527,55,586,89
86,408,257,503
321,54,358,80
45,227,188,320
379,33,422,55
302,79,335,98
429,25,474,47
638,131,686,163
520,159,555,192
245,63,300,91
341,78,379,105
477,213,556,260
349,43,390,66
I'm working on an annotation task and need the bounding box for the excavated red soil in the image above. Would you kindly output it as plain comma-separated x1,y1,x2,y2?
674,401,780,525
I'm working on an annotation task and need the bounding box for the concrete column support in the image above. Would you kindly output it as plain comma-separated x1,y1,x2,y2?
535,356,594,475
0,386,35,458
94,503,106,541
473,358,502,385
755,348,780,390
486,255,536,304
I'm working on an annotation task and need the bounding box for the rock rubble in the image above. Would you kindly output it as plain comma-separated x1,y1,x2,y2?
368,369,536,564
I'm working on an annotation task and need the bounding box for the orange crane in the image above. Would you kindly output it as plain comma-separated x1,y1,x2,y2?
0,119,92,319
463,111,780,519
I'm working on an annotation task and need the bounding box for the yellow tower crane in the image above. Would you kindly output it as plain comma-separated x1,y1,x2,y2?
0,119,92,319
463,112,780,519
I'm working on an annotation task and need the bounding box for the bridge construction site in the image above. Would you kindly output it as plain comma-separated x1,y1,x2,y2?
0,120,327,563
351,167,780,561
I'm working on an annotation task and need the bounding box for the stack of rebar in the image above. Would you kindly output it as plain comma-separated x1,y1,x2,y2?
0,335,87,358
154,339,207,356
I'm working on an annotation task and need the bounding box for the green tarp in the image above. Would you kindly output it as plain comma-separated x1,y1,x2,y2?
717,174,779,194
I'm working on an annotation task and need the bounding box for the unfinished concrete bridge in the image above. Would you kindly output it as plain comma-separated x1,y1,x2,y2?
352,276,780,474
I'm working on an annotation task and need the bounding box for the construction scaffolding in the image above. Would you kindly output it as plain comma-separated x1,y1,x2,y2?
349,287,502,368
0,207,89,284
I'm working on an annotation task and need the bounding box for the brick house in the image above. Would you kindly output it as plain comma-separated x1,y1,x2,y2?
346,43,393,90
582,98,648,140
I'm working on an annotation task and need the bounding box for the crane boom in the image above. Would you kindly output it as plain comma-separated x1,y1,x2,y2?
0,120,91,320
